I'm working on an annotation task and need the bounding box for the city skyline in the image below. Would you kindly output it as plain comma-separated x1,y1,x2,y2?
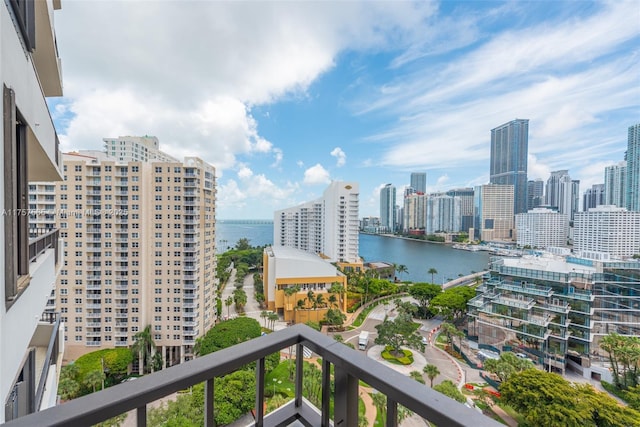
48,1,639,219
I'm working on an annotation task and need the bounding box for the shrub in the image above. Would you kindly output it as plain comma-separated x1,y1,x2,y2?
381,347,414,365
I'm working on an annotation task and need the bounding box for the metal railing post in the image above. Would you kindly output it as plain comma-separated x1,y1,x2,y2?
136,406,146,427
386,397,398,427
333,364,358,426
204,378,214,427
321,359,331,426
255,357,265,426
295,343,303,408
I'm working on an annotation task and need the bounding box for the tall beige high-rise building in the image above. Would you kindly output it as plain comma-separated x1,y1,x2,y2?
473,184,514,241
34,145,216,366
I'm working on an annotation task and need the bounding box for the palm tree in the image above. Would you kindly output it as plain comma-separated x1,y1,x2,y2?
328,294,338,308
409,370,425,384
428,267,438,283
83,369,105,393
225,296,233,318
423,364,440,387
306,290,315,309
132,325,156,374
268,312,279,330
396,264,408,282
260,310,268,327
328,282,345,310
315,294,325,308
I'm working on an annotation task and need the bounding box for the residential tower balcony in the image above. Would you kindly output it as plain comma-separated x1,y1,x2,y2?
3,325,500,427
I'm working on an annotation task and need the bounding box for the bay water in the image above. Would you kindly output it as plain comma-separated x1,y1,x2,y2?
216,220,490,283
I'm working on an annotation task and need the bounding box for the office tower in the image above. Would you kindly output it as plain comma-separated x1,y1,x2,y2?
379,183,396,233
47,149,216,365
274,181,360,264
490,119,529,214
604,161,627,208
545,170,573,217
472,184,514,241
1,0,65,421
574,206,640,258
410,172,427,194
425,194,461,234
527,179,544,211
583,184,605,211
403,192,426,233
515,208,569,248
626,124,640,211
446,188,474,232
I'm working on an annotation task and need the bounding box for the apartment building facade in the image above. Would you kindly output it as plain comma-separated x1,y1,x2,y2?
1,0,65,421
468,255,640,381
573,205,640,259
42,150,216,366
274,181,360,265
515,208,569,249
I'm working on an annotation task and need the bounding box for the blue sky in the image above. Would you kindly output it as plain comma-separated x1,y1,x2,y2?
49,1,639,219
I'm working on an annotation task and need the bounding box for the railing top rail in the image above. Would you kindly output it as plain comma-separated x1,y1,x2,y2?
3,324,500,427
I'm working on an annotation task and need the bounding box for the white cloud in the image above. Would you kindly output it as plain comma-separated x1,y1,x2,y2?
355,1,639,187
330,147,347,167
271,148,283,168
303,164,331,185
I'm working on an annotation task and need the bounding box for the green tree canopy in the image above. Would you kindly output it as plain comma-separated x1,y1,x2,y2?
374,300,424,356
483,351,534,382
429,286,476,321
194,317,261,356
600,333,640,389
147,370,256,426
433,380,466,403
500,369,640,427
408,283,442,317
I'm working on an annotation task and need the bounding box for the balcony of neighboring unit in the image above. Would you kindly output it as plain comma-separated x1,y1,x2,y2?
3,325,502,427
85,341,101,347
86,312,102,318
493,294,536,310
86,217,102,224
115,312,128,319
496,282,553,298
564,289,595,302
114,331,128,338
183,283,196,290
86,265,102,272
86,331,102,338
85,321,102,328
540,300,571,314
114,340,129,347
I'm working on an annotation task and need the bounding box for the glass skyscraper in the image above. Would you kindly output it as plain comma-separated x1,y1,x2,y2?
490,119,529,214
626,123,640,212
410,172,427,193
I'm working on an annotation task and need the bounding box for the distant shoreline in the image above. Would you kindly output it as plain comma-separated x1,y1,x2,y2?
359,231,448,245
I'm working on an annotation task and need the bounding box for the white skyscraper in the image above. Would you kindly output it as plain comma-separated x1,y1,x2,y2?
425,195,461,234
380,183,396,233
274,182,360,263
545,170,573,217
574,206,640,258
516,208,569,248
